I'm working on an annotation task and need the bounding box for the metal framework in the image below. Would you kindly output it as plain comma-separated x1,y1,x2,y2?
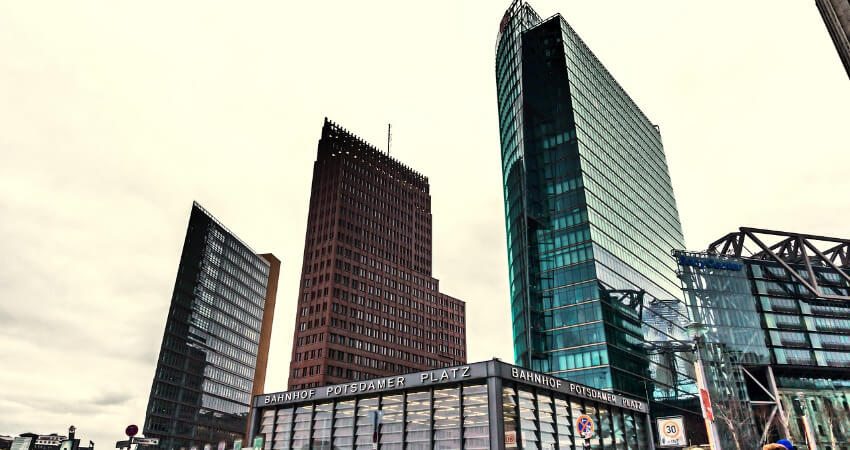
706,227,850,301
599,284,645,316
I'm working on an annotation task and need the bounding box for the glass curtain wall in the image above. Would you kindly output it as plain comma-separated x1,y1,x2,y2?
261,383,488,450
405,391,430,450
462,385,490,449
496,1,688,401
501,383,648,449
750,261,850,368
678,251,771,447
495,0,543,369
145,203,271,450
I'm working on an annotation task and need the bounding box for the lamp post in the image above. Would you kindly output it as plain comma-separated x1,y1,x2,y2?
686,323,722,450
68,427,76,441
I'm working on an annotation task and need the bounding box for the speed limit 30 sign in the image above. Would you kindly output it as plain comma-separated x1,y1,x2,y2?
657,416,686,447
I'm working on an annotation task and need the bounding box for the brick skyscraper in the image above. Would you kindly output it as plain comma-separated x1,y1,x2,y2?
287,119,467,389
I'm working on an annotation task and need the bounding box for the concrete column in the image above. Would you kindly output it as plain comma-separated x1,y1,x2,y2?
247,407,261,444
488,375,505,449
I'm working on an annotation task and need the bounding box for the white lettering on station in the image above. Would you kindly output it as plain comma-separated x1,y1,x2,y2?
264,389,315,404
420,366,471,383
259,362,645,413
511,367,563,389
570,383,617,404
510,366,645,412
621,398,644,411
264,375,408,405
325,376,406,396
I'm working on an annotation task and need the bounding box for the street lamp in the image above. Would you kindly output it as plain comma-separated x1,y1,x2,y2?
68,426,76,440
685,323,723,450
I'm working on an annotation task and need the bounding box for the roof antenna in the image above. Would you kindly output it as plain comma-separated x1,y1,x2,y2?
387,123,392,156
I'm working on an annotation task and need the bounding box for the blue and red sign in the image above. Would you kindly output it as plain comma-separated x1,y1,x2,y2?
125,425,138,438
576,414,595,439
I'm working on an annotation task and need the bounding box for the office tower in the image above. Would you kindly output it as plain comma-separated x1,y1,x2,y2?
816,0,850,78
287,118,467,390
144,202,280,450
495,1,686,396
677,228,850,448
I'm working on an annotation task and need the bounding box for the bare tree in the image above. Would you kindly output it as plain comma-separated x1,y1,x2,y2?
823,395,850,448
752,405,779,447
712,395,759,450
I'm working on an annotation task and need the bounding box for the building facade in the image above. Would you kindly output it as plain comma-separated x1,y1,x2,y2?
144,202,280,450
31,435,65,450
251,359,651,450
677,227,850,449
816,0,850,78
287,119,466,390
495,0,688,400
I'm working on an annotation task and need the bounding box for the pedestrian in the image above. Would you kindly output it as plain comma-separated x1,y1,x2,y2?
776,439,795,450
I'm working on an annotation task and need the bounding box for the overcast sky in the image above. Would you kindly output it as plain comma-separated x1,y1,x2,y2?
1,0,848,445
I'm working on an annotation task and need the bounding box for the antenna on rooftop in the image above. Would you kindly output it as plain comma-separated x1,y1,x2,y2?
387,123,392,156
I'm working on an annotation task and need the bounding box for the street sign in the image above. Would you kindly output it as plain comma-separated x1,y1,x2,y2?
699,389,714,421
576,414,595,439
233,440,242,450
115,441,129,448
134,439,159,446
252,436,263,449
504,430,517,448
657,416,687,447
125,426,138,438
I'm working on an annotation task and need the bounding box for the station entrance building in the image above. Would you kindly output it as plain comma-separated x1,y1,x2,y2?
249,359,652,449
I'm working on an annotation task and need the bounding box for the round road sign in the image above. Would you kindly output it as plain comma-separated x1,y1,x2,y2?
126,425,139,437
576,414,595,439
661,419,680,438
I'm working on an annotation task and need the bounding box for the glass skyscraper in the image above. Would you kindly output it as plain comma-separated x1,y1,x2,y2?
496,1,686,397
144,202,280,450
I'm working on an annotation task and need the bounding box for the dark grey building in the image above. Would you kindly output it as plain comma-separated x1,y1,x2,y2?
144,202,280,450
495,0,690,405
816,0,850,78
249,359,651,449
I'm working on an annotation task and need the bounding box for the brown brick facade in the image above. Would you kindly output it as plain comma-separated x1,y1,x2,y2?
287,119,467,390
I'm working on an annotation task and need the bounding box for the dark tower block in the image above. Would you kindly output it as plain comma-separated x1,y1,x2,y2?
144,202,280,450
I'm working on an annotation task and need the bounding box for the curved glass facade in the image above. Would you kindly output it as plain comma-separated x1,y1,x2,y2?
495,0,686,398
496,0,542,368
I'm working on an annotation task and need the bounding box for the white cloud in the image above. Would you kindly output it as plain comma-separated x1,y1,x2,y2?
0,0,847,446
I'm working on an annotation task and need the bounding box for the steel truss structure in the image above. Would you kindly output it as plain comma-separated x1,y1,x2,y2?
707,227,850,301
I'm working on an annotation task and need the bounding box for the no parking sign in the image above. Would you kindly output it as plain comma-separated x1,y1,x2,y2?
576,414,595,439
